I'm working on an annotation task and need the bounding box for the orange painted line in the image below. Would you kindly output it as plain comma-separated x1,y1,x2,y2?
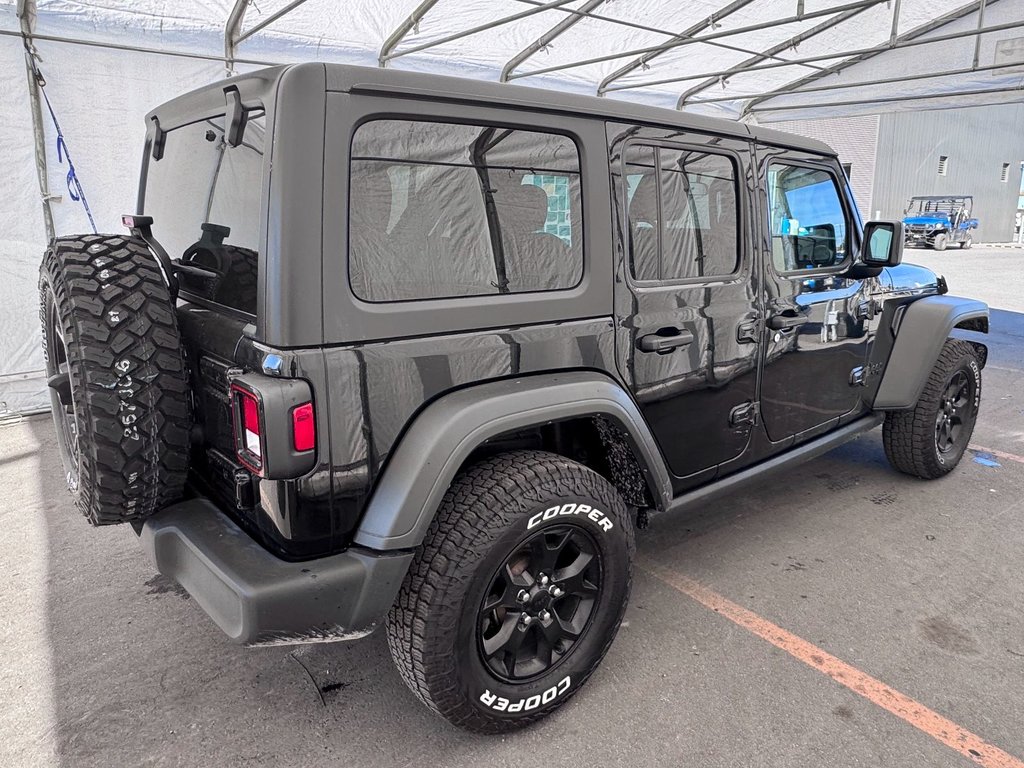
640,557,1024,768
969,444,1024,466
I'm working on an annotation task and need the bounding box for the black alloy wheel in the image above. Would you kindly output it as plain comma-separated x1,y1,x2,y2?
935,370,972,455
387,450,634,733
479,525,602,682
883,339,982,479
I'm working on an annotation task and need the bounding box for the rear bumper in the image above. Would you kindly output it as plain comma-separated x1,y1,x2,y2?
140,499,413,646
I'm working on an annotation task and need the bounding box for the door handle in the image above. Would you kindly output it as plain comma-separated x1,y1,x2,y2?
767,312,809,331
638,328,694,353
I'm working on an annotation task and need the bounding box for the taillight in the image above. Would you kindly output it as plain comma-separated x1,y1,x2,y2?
230,375,317,480
231,383,264,475
291,402,315,452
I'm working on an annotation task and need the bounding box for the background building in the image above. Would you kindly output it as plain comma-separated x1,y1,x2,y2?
773,103,1024,242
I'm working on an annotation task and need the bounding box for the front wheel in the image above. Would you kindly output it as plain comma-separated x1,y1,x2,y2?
883,339,981,479
386,450,634,733
933,234,948,251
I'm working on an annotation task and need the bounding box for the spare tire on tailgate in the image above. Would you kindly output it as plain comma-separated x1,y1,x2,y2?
39,234,192,525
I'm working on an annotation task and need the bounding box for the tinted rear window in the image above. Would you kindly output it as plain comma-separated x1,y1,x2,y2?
349,119,583,303
143,114,265,315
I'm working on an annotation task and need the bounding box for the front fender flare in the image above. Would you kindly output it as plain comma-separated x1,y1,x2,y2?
873,295,988,410
353,371,672,551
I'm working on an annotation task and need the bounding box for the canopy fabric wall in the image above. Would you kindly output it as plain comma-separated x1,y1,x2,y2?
2,0,1022,413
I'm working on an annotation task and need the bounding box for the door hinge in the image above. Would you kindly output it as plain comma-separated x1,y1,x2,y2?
729,400,759,427
736,319,759,344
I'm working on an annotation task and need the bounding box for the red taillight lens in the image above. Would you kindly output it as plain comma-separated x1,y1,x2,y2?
231,383,264,475
242,394,261,455
291,402,315,452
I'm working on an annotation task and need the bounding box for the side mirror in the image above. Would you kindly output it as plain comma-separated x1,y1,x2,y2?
862,220,904,267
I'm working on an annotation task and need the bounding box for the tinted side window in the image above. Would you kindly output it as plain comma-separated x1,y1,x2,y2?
767,164,848,273
624,143,739,282
349,120,583,302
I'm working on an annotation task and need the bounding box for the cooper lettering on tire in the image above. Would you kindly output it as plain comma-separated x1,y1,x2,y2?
387,450,634,733
39,235,192,525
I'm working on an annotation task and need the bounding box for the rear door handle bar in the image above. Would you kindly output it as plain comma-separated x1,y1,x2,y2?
638,328,694,353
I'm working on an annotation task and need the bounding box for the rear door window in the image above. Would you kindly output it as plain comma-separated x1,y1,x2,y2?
623,143,739,282
349,119,583,302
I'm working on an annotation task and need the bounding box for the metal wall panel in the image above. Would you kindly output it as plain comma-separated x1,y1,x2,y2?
871,103,1024,242
766,114,879,220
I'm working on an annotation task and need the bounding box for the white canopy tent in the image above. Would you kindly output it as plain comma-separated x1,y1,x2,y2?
2,0,1022,413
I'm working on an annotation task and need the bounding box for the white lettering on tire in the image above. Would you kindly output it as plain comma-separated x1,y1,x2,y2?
480,676,571,713
528,503,614,532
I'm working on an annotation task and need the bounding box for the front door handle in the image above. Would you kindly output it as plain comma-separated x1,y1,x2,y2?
638,328,694,353
767,312,809,331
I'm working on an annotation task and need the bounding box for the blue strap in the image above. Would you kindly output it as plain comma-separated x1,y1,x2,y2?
35,67,98,234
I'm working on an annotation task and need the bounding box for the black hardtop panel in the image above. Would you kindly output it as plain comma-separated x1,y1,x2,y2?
322,62,835,157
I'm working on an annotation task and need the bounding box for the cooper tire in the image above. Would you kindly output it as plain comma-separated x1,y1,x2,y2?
386,450,634,733
39,235,191,525
933,234,948,251
882,339,981,480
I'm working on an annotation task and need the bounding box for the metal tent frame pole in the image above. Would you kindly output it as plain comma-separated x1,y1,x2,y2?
596,0,757,96
224,0,249,76
0,27,276,67
501,0,807,87
501,0,607,82
502,0,885,81
380,0,579,67
234,0,313,48
687,61,1019,105
601,16,1024,95
15,0,54,241
751,83,1023,115
380,0,442,66
741,0,996,116
675,2,878,108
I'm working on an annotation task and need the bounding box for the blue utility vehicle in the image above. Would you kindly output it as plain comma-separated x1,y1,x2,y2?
903,195,978,250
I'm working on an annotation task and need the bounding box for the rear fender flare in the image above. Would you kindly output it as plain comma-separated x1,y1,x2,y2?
873,295,988,410
353,371,671,551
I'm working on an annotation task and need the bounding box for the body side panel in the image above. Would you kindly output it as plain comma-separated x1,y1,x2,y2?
353,370,672,551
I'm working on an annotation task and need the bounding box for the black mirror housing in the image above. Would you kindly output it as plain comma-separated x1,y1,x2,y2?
862,220,904,267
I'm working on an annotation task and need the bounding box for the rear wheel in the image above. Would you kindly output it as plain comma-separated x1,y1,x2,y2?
39,235,191,525
933,234,948,251
960,235,973,250
386,450,634,733
883,339,981,479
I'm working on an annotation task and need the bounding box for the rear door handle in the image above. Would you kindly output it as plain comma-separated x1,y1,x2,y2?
638,328,694,353
767,312,809,331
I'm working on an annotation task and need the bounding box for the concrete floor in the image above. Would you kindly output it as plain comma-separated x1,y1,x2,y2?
2,247,1022,767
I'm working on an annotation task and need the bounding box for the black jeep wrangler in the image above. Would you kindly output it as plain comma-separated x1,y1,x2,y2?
39,64,988,733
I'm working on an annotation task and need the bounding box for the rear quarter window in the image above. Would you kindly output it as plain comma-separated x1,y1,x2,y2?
348,119,584,303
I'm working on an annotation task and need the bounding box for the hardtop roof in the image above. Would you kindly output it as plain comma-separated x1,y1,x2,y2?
325,63,834,156
151,63,835,157
908,195,973,201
